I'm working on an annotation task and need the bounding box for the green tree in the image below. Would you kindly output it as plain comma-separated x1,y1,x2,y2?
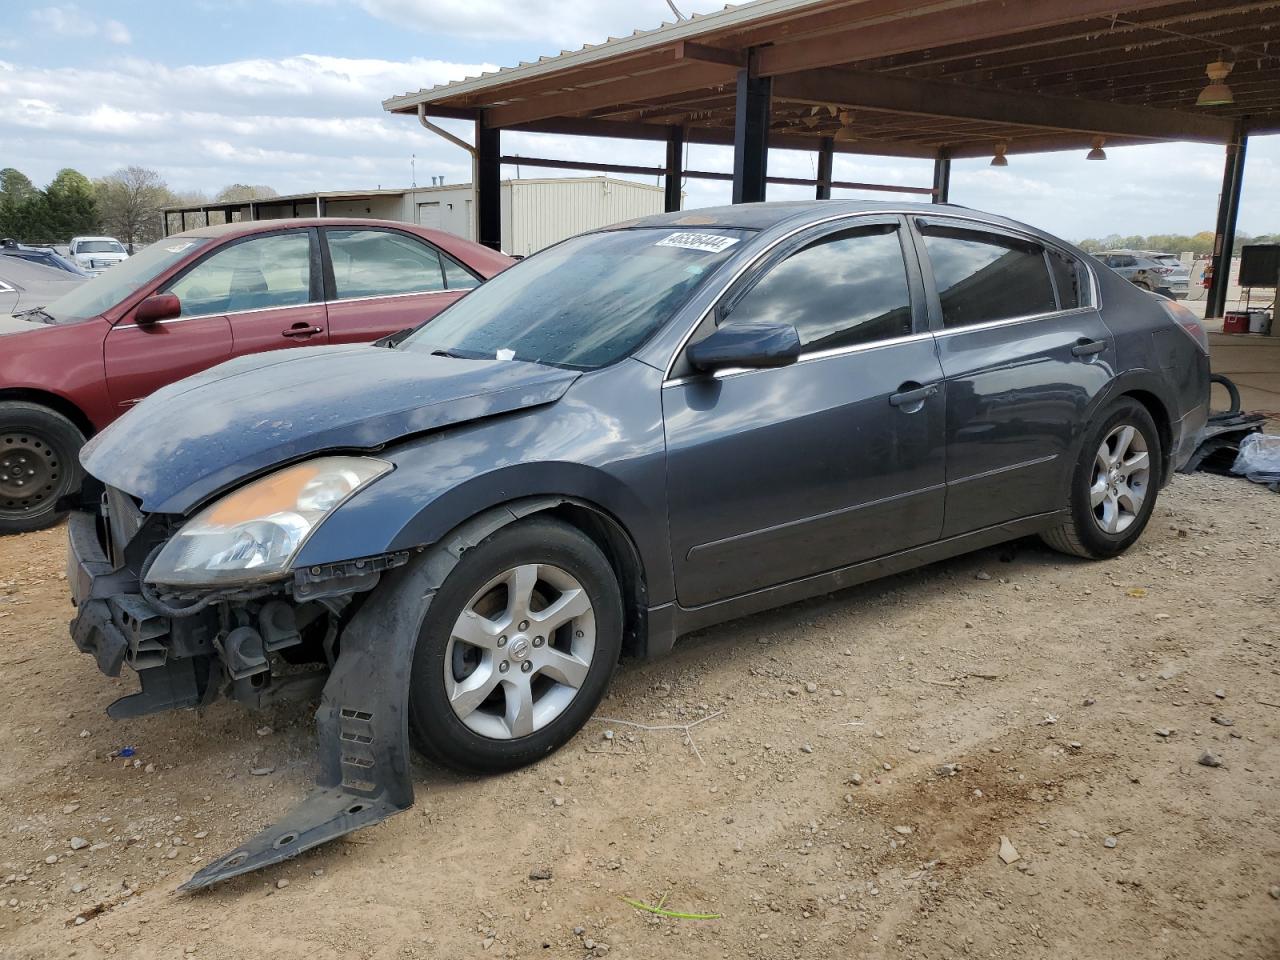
44,168,99,239
0,168,44,241
95,166,171,251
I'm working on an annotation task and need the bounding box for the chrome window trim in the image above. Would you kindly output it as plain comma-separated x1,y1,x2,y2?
664,329,935,388
109,300,323,330
933,304,1097,338
660,208,1098,386
328,288,457,306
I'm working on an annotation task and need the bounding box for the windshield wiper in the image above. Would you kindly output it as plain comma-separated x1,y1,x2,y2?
430,347,492,360
14,307,55,324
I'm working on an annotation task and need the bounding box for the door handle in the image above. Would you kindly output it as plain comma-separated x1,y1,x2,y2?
1071,339,1106,358
889,383,939,408
281,325,322,339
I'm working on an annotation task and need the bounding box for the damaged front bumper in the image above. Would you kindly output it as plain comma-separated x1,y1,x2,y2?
66,502,419,891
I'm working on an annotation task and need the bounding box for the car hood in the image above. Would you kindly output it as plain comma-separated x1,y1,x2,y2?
0,314,49,335
81,344,581,514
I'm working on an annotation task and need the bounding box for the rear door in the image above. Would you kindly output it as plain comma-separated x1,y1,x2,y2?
663,216,946,607
910,217,1114,536
321,226,480,343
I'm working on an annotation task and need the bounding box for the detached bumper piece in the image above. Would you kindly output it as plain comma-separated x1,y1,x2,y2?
180,554,430,892
66,503,445,892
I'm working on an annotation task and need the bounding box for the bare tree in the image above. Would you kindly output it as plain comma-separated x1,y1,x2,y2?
95,166,172,251
214,183,278,203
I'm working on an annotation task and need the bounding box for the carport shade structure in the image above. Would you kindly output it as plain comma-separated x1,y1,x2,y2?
383,0,1280,318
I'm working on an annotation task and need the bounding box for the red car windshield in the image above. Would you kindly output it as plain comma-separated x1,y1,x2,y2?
39,238,211,324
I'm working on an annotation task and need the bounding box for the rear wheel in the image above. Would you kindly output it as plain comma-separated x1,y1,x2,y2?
407,517,622,773
1040,398,1162,559
0,402,85,535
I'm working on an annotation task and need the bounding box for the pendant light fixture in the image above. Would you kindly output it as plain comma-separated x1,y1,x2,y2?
990,142,1008,167
1086,136,1107,160
1196,60,1235,106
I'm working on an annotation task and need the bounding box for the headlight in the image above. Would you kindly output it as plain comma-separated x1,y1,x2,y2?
145,456,392,587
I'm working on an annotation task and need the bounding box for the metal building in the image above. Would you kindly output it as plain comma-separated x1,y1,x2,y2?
161,176,666,257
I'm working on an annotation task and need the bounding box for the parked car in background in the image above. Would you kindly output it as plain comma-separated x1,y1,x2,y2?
0,218,512,533
0,256,86,315
68,236,130,274
63,200,1210,890
1100,249,1190,299
1,239,91,276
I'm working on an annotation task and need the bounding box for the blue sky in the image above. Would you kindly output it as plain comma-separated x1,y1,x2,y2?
3,0,1276,243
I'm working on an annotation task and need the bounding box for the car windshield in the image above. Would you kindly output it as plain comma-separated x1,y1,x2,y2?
1152,255,1182,266
78,240,125,253
399,227,749,370
38,238,210,324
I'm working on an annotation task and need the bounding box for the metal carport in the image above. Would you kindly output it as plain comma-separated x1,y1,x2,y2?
383,0,1280,319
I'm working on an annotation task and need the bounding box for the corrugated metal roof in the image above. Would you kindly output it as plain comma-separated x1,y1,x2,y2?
381,0,826,112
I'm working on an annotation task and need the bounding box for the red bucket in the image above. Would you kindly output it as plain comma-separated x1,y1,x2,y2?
1223,311,1250,334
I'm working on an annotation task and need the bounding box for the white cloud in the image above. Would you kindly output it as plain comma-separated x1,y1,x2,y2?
29,4,132,44
0,54,495,195
103,19,132,45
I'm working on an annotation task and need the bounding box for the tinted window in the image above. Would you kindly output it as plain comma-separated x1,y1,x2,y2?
441,256,479,291
327,229,445,299
728,226,912,350
922,229,1056,328
165,233,311,317
1049,249,1083,310
399,228,747,370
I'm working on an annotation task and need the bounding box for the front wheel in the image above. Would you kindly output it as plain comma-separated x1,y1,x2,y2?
407,517,623,773
1040,398,1162,559
0,401,86,535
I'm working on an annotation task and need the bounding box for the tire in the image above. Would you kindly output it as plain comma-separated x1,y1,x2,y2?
1209,373,1241,417
1040,398,1162,560
1132,280,1151,291
407,517,623,773
0,401,86,535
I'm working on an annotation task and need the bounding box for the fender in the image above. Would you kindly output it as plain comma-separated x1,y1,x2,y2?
1057,366,1178,503
295,360,675,605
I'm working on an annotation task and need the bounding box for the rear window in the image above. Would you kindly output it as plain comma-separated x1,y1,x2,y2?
1048,249,1085,310
921,228,1057,328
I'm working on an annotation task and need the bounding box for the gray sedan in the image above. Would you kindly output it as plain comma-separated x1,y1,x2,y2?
0,256,85,318
66,200,1210,889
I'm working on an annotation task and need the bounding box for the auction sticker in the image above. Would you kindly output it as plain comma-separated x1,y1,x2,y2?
655,232,740,253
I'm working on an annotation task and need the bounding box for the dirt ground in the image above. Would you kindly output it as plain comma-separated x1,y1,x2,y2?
1,472,1277,960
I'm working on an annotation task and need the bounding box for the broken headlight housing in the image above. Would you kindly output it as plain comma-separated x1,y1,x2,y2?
145,456,392,587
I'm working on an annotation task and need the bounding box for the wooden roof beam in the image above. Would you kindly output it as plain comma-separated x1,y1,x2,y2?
487,61,736,127
754,0,1184,76
772,66,1236,142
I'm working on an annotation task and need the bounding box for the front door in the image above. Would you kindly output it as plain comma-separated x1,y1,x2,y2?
321,226,479,344
663,217,946,608
910,218,1115,536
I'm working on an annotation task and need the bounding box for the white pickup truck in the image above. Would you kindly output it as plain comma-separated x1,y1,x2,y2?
68,236,129,275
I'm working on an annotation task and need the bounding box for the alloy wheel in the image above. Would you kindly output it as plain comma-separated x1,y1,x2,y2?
1090,424,1150,534
443,563,596,740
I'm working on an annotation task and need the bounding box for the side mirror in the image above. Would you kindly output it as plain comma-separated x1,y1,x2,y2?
134,294,181,325
686,320,802,373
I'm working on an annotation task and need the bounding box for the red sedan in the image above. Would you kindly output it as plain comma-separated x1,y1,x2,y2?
0,218,512,533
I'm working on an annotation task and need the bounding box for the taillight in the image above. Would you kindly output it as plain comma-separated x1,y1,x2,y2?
1157,298,1209,355
1151,266,1175,275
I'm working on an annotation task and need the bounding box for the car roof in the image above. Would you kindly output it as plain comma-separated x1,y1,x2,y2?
616,199,961,232
173,217,437,239
161,217,513,278
0,254,84,284
71,236,122,242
